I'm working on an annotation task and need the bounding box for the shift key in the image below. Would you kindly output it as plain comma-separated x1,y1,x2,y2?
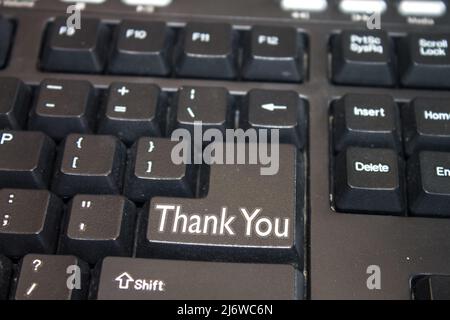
95,257,303,300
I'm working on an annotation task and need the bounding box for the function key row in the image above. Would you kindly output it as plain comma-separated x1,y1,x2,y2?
332,30,450,88
41,17,306,83
0,77,307,147
331,93,450,218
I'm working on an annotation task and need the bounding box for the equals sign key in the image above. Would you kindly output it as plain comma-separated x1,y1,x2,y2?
114,106,127,113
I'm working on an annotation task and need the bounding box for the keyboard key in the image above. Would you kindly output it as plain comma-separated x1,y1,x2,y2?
0,255,12,300
408,151,450,217
137,144,303,264
98,82,163,144
124,138,195,202
241,89,306,148
339,0,387,14
0,131,55,189
41,17,109,73
334,147,405,214
399,33,450,88
28,79,96,140
0,18,12,69
0,189,63,257
175,22,237,79
280,0,327,12
331,30,396,86
399,1,447,17
403,98,450,155
52,134,126,197
121,0,172,7
413,275,450,300
333,94,401,152
0,77,31,129
14,254,89,300
172,86,232,134
242,26,304,82
95,257,303,300
59,195,136,264
108,20,172,76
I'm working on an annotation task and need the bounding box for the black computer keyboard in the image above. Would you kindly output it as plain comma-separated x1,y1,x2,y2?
0,0,450,301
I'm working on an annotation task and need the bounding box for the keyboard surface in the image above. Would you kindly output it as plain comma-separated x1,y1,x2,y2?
1,0,450,300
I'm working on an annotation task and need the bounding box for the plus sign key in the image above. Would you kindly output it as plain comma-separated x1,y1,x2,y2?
98,83,163,144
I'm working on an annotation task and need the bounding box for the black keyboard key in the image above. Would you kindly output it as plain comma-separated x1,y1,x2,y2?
125,138,195,202
242,26,304,82
333,94,401,152
334,147,405,214
172,86,231,134
137,144,303,264
59,195,136,264
52,134,126,197
0,77,30,129
14,254,89,300
399,33,450,88
0,131,55,189
41,17,109,73
413,275,450,300
176,22,237,79
108,20,172,76
29,79,96,140
95,257,303,300
403,98,450,155
98,82,163,144
331,30,396,87
241,89,305,148
0,18,12,69
408,151,450,217
0,255,12,300
0,189,63,257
